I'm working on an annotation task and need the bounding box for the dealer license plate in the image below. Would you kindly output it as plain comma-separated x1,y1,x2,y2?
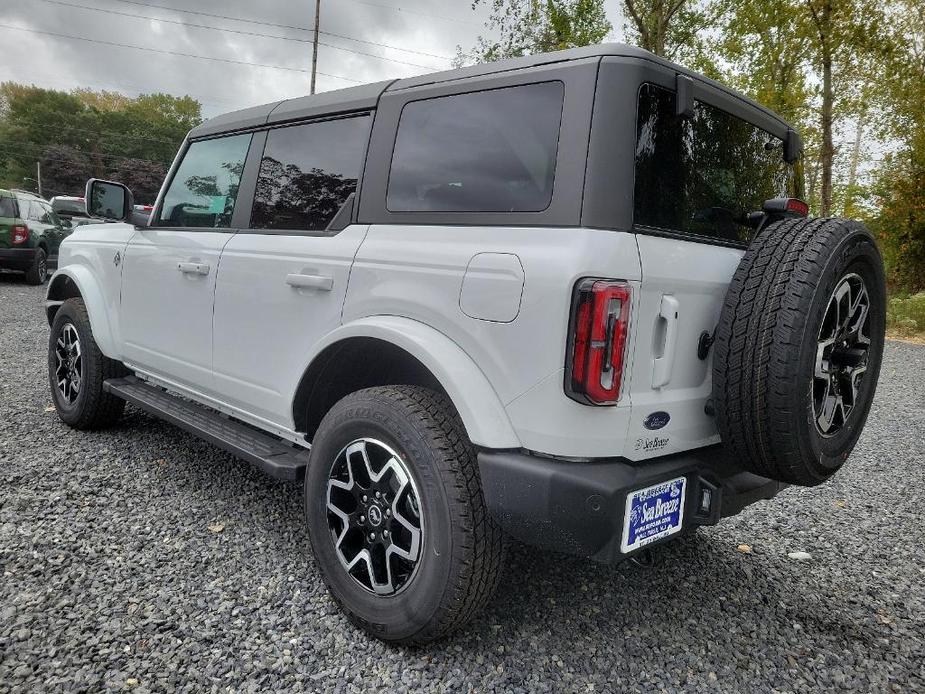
620,476,687,553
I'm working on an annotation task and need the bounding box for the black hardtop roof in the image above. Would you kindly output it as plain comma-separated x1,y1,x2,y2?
188,43,791,139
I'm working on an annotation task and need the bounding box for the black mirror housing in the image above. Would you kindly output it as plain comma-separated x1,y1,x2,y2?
676,74,694,119
85,179,134,222
784,129,803,163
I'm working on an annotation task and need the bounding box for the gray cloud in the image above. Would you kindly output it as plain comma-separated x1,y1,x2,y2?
2,0,624,117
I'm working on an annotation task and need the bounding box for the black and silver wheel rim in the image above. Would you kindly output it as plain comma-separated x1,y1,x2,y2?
38,255,47,281
813,273,871,437
326,438,424,596
54,323,82,405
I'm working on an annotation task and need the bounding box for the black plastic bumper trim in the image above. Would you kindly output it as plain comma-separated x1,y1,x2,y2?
477,447,783,564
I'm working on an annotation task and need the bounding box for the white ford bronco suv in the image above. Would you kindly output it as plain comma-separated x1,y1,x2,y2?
45,44,885,643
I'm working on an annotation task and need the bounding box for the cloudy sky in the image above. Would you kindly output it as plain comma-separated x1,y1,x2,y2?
2,0,626,118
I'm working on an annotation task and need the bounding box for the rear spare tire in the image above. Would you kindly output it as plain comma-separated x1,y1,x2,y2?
713,217,885,486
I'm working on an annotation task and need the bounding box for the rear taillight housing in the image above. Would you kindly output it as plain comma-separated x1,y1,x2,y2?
11,224,29,245
565,279,631,405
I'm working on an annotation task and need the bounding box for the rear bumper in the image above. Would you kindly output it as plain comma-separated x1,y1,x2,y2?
477,446,784,564
0,247,37,271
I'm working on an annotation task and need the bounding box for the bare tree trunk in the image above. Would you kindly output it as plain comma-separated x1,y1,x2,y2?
819,0,834,216
843,112,865,216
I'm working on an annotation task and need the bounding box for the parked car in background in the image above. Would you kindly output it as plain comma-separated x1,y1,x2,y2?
132,204,153,225
0,189,70,284
50,195,108,229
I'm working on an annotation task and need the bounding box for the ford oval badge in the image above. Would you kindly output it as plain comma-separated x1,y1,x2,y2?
644,411,670,430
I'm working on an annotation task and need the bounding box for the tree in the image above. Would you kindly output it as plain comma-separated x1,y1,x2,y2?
108,158,167,204
40,145,93,197
705,0,811,125
868,0,925,291
621,0,707,60
460,0,611,64
0,82,201,194
802,0,885,215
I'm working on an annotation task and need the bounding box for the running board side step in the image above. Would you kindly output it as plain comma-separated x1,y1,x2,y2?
103,376,309,481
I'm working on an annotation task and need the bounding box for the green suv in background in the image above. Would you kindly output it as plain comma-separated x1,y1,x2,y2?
0,189,71,284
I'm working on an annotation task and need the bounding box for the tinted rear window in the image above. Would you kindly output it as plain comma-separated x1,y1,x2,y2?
0,198,15,217
250,115,370,232
387,82,564,213
633,83,795,243
52,198,87,216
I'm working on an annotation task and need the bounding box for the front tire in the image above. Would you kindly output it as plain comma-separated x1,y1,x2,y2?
304,386,505,643
48,298,128,429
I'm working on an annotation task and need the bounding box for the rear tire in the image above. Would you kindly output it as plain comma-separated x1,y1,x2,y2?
25,248,47,285
48,298,128,429
713,217,885,486
304,385,505,643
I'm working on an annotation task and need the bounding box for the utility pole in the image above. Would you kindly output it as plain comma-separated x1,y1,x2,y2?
310,0,321,95
36,161,43,198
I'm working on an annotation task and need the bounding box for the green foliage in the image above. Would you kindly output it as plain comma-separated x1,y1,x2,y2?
460,0,611,64
621,1,709,60
887,293,925,337
0,83,201,201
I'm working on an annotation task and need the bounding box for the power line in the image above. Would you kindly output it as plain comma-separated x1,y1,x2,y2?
7,121,180,146
0,141,170,165
38,0,445,70
342,0,482,25
0,23,362,82
3,66,247,109
104,0,478,34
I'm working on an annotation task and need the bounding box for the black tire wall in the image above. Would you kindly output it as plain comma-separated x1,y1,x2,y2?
712,217,886,486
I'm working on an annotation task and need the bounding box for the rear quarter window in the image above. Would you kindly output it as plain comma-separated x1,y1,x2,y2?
633,83,796,244
0,198,16,218
387,81,564,213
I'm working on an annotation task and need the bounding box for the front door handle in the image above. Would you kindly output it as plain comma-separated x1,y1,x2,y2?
286,273,333,291
177,261,210,276
652,295,680,389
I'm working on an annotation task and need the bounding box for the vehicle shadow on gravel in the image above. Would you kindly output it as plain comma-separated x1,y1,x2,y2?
112,407,873,660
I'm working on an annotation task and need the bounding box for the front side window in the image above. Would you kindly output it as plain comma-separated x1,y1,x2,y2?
250,116,370,231
634,83,798,243
158,134,251,228
387,81,564,213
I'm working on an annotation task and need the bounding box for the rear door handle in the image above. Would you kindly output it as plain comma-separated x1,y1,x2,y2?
286,273,333,291
177,261,210,276
652,295,680,389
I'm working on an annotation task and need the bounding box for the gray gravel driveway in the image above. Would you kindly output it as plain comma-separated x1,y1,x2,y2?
1,275,923,693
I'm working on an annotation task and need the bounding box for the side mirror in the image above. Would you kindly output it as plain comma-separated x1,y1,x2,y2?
86,179,133,222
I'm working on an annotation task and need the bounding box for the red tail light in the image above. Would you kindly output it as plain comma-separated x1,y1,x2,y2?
566,279,631,405
785,198,809,216
11,224,29,245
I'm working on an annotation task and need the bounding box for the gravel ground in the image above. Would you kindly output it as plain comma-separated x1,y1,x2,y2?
1,274,923,693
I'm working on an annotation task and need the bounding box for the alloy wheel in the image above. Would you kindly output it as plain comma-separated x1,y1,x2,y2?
54,323,82,405
813,273,871,437
326,438,424,595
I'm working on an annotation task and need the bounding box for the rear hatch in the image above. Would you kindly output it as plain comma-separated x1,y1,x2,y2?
0,195,19,249
624,83,804,460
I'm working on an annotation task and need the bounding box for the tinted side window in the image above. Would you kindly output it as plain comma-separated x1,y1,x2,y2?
387,82,564,213
0,198,16,218
158,134,251,228
250,116,370,231
634,83,794,243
